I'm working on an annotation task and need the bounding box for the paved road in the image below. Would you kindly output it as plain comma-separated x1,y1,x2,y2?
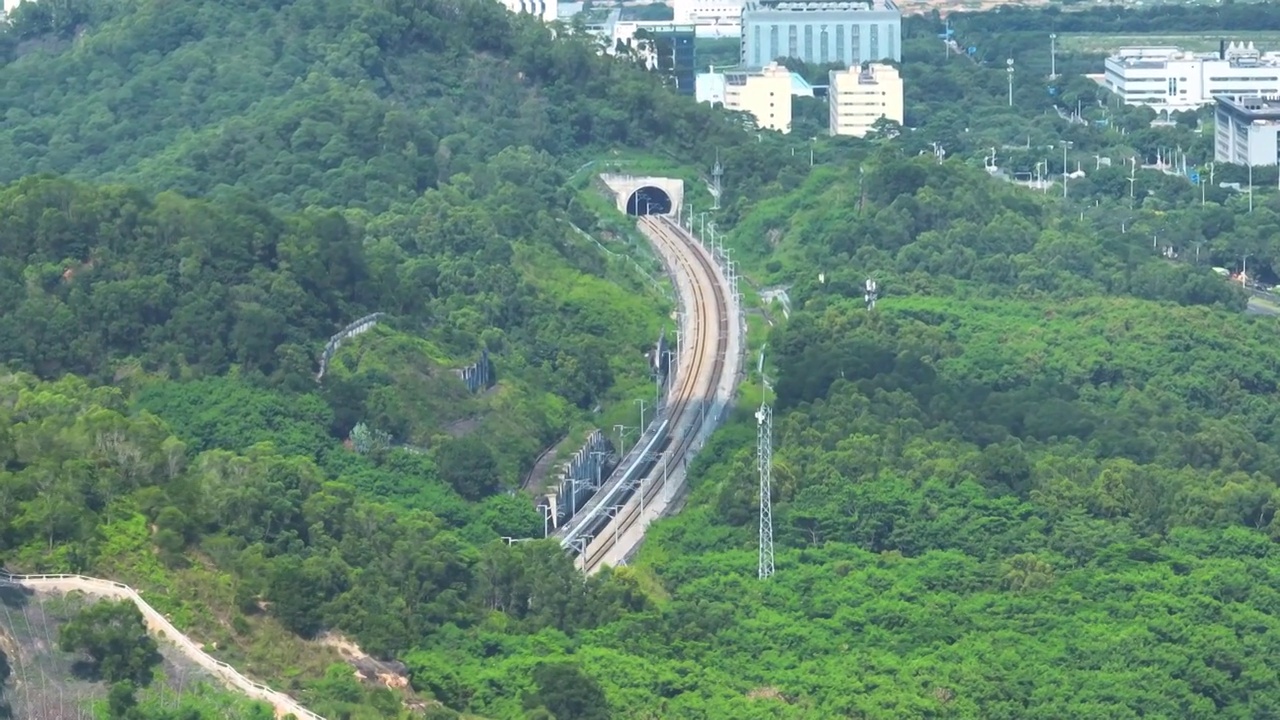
1248,297,1280,316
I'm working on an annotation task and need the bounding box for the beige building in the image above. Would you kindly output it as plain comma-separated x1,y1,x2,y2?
829,63,903,138
699,62,795,133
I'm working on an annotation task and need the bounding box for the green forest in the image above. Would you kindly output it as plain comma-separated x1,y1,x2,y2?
4,0,1280,718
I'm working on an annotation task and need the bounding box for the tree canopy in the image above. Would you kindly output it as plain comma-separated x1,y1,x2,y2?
7,0,1280,717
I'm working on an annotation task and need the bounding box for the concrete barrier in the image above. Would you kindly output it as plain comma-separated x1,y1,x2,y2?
0,570,326,720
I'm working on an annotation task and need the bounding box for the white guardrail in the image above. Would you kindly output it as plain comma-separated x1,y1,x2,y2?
0,570,325,720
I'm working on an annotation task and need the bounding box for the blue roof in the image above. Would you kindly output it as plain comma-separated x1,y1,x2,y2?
790,73,813,93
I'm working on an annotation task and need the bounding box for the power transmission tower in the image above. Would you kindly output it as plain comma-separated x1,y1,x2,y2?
756,402,775,579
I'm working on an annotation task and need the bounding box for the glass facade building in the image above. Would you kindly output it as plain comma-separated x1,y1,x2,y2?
649,26,698,96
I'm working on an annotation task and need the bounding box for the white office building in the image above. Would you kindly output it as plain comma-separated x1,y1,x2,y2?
1102,41,1280,113
696,62,814,133
829,62,902,137
499,0,558,23
740,0,901,70
673,0,745,37
1215,96,1280,165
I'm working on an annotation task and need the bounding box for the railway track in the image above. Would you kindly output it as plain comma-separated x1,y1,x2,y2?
577,214,731,573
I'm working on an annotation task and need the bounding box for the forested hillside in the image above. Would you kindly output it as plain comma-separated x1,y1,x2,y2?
7,0,1280,716
0,0,742,209
0,0,772,716
732,153,1248,311
634,300,1280,718
552,152,1280,717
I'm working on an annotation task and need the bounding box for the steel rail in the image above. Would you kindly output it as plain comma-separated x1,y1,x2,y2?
579,214,730,572
557,213,715,547
557,417,670,547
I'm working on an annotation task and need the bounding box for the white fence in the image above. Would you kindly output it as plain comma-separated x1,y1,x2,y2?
0,570,326,720
316,313,385,382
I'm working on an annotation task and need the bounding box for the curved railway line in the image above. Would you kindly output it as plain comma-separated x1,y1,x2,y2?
576,214,731,573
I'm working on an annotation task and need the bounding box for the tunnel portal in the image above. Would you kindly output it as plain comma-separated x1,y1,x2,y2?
626,186,673,216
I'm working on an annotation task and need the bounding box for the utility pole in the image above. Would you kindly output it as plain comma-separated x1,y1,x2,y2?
655,364,663,410
712,149,723,210
1006,59,1015,107
756,402,774,580
568,476,582,517
1049,33,1057,79
1128,157,1136,204
1249,163,1254,213
635,398,650,432
1062,142,1068,199
590,450,609,490
607,506,623,557
540,503,553,537
614,424,635,458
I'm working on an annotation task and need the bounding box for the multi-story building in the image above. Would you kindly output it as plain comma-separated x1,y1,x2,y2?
673,0,746,38
697,62,796,132
828,62,902,137
1102,41,1280,113
1215,96,1280,165
498,0,558,24
740,0,901,70
612,22,698,95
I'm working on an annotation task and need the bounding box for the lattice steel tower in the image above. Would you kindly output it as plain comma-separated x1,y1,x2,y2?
756,402,775,579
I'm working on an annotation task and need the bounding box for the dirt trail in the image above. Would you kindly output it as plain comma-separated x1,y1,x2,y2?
0,571,325,720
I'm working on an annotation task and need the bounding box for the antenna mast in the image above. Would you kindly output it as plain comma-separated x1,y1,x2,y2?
864,277,879,311
756,402,774,580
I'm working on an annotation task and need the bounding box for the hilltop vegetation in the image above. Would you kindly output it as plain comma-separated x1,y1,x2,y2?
0,0,768,715
5,0,1280,718
731,154,1247,311
341,152,1280,718
0,0,741,209
0,589,277,720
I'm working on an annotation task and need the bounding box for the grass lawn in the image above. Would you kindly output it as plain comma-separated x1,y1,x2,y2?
1060,31,1280,54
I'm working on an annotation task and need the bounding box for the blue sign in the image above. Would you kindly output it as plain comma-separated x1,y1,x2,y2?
968,46,977,55
1190,171,1201,185
1048,86,1058,95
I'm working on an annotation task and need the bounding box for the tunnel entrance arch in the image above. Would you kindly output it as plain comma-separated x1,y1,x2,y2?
599,174,685,216
626,186,673,216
